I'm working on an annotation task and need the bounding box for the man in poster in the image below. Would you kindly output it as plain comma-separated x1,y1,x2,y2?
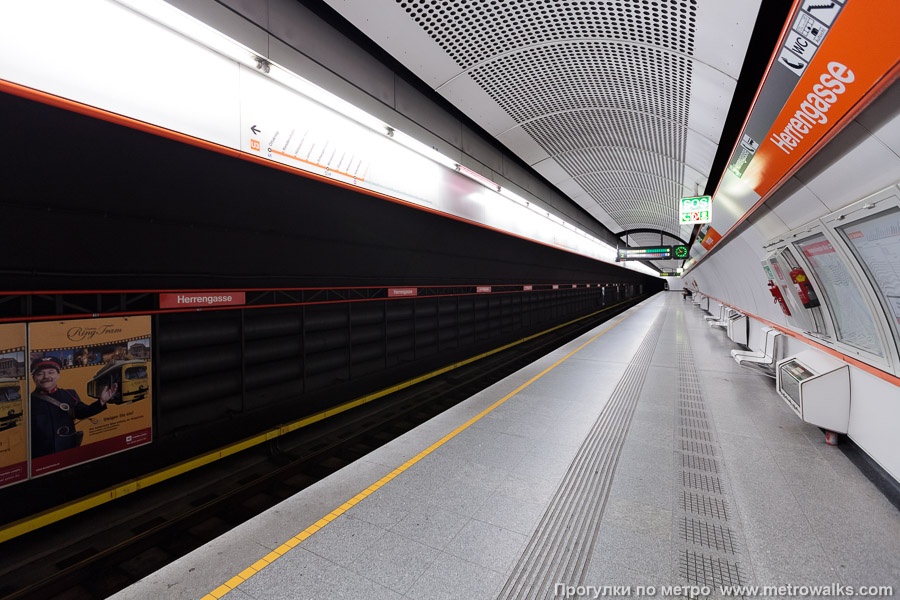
30,356,118,458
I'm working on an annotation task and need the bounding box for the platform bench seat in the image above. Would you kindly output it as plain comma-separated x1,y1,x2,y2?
731,326,782,368
705,304,731,327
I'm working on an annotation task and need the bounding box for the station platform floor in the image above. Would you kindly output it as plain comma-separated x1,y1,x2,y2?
112,292,900,600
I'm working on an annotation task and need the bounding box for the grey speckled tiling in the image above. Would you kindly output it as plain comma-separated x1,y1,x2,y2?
496,307,665,600
671,305,752,598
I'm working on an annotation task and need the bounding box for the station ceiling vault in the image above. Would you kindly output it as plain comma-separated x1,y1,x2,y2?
322,0,767,268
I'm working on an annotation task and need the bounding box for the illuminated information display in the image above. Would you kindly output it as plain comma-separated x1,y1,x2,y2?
617,246,673,261
680,196,712,224
658,272,681,277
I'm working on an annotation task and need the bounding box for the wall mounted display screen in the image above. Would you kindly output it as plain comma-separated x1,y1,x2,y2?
796,234,883,357
837,207,900,352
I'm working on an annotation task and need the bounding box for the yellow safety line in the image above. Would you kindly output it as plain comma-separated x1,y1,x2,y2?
0,296,641,544
201,297,651,599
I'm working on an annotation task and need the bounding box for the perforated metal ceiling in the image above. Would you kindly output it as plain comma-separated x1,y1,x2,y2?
324,0,763,265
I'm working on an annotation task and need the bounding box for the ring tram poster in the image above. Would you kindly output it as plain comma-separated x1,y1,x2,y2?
27,316,153,478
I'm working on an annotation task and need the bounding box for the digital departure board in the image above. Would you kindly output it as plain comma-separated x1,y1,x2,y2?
658,272,681,277
616,246,673,261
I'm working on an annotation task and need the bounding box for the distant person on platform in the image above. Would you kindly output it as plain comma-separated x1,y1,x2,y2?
682,287,693,300
30,356,118,458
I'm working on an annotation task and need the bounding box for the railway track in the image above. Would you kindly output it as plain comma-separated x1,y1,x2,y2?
0,297,642,600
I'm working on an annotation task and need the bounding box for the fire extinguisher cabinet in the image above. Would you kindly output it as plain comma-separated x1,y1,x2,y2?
776,349,850,434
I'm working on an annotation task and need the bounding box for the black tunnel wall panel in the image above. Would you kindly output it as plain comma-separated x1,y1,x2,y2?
0,89,659,521
0,91,651,290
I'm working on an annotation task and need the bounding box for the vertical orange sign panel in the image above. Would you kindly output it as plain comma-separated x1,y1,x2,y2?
700,227,723,251
744,0,900,196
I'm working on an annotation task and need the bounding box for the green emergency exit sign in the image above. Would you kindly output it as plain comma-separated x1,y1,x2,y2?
680,196,712,224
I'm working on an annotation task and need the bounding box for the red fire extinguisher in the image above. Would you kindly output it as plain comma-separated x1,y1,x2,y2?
790,267,820,309
767,280,791,316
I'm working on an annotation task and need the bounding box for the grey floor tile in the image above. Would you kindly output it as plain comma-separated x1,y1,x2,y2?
348,530,440,594
344,495,411,530
473,492,545,535
446,458,511,491
590,523,672,583
522,438,580,463
299,515,386,567
741,519,836,581
391,504,469,551
444,519,527,574
238,547,402,600
404,553,505,600
425,479,496,517
513,452,573,481
602,497,672,539
608,470,673,510
495,471,561,505
579,558,661,600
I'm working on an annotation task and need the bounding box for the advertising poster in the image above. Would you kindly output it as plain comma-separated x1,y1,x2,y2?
0,323,28,488
28,316,152,477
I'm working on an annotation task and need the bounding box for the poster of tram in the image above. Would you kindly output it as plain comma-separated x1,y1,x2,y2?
0,323,28,488
28,316,152,477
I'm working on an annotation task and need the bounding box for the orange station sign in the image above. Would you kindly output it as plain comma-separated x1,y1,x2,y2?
743,0,900,197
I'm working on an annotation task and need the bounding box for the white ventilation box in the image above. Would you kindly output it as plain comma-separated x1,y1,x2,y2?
776,350,850,433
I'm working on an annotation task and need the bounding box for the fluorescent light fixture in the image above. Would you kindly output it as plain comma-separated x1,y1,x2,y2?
111,0,632,271
114,0,386,135
266,64,386,133
388,129,458,171
455,164,501,192
115,0,258,69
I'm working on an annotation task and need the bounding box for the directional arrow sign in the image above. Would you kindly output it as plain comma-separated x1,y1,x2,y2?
250,125,260,134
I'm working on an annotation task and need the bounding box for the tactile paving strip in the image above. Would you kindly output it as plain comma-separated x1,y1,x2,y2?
497,308,665,600
673,305,752,596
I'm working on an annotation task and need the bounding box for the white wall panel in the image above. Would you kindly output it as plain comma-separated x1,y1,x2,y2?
847,373,900,480
801,123,900,212
770,181,832,230
531,159,573,186
692,0,763,79
746,206,790,244
687,61,738,143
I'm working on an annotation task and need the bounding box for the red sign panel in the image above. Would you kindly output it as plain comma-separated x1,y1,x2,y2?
800,240,836,257
160,292,245,309
476,286,492,293
388,288,418,297
552,284,559,290
523,285,533,291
